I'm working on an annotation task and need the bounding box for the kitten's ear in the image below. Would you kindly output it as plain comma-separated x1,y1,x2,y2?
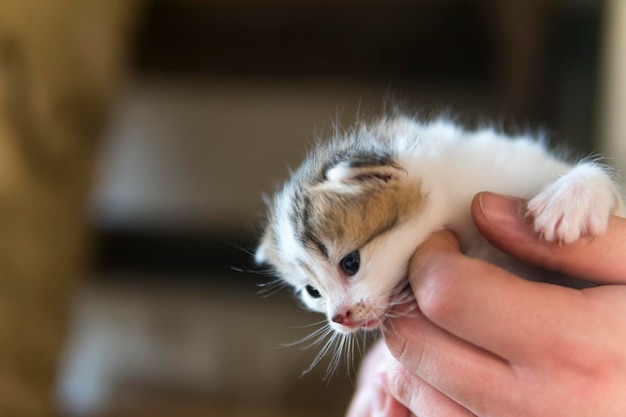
255,230,271,265
322,160,405,190
254,233,268,265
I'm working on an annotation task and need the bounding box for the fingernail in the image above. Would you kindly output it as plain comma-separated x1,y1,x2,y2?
477,192,525,225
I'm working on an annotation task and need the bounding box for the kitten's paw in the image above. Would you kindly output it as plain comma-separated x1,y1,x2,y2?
527,163,618,244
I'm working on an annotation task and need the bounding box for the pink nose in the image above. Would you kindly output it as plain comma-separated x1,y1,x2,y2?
332,310,352,325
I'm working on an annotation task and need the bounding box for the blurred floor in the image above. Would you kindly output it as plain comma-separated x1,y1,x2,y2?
56,277,358,417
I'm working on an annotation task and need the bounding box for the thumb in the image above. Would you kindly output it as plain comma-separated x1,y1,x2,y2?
472,192,626,284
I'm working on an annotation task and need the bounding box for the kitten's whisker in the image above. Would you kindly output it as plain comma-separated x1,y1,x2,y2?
306,332,339,376
390,281,407,293
383,315,401,338
300,328,335,351
281,319,328,329
230,265,253,274
385,303,418,322
325,333,346,381
403,290,416,302
389,285,415,303
224,241,255,257
344,335,353,378
231,263,274,275
257,279,284,287
257,279,289,298
379,319,391,335
357,330,368,360
282,327,326,348
283,324,333,349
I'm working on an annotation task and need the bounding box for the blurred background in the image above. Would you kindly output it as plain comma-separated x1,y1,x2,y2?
1,0,625,416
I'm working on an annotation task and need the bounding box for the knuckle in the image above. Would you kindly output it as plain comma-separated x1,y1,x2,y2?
385,329,411,365
386,361,419,405
415,261,464,321
384,323,427,380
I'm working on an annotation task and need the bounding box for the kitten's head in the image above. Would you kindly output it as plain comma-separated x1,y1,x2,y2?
256,126,424,334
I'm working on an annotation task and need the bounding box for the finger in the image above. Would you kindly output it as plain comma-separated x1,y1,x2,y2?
346,370,411,417
354,339,391,390
345,388,379,417
384,300,513,416
377,386,411,417
407,229,588,364
347,340,395,417
385,359,478,417
472,192,626,284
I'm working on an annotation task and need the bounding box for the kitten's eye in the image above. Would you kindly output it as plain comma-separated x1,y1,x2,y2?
305,285,321,299
340,250,360,275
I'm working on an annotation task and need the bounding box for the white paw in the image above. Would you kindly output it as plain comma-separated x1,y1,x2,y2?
527,163,618,244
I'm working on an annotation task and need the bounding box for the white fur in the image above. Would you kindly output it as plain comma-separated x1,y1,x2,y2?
527,162,624,242
258,117,624,336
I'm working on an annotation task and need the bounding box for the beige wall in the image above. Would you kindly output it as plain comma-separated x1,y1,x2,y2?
599,0,626,182
91,78,494,233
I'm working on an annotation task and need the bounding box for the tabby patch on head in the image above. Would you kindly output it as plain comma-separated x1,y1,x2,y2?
256,133,424,285
306,160,423,255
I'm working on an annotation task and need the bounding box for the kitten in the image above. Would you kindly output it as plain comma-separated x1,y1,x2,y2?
255,115,624,338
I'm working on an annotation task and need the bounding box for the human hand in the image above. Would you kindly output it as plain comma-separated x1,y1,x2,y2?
381,192,626,416
346,191,626,416
345,338,410,417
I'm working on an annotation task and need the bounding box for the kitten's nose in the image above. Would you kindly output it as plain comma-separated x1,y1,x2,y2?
332,310,352,325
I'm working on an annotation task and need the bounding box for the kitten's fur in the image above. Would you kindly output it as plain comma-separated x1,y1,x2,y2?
256,116,624,337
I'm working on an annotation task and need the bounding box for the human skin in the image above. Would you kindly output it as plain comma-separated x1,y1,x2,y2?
346,191,626,417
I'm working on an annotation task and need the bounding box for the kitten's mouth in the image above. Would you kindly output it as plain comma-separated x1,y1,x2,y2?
338,315,386,332
355,280,413,331
360,308,393,330
361,318,383,329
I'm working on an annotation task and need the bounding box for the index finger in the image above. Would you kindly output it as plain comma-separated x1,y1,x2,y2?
384,231,521,415
405,229,588,365
472,192,626,284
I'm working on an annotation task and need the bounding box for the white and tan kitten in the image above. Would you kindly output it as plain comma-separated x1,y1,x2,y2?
256,115,624,337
